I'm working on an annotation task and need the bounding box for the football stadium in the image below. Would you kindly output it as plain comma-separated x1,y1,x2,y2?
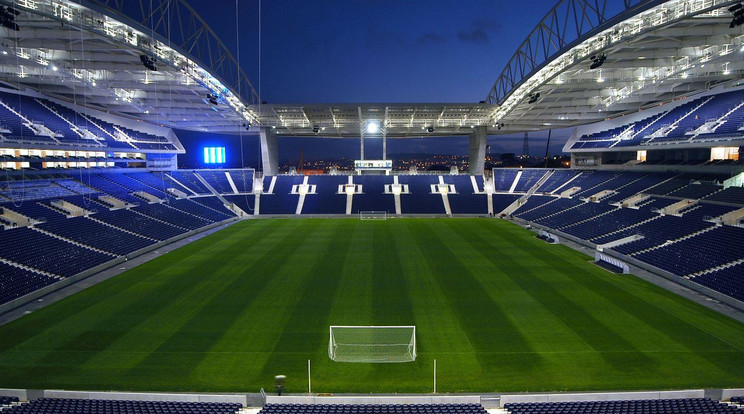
0,0,744,413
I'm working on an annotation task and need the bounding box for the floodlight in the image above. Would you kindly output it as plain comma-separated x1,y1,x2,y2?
0,6,19,31
427,126,435,133
731,5,744,28
366,121,380,134
312,126,320,133
139,54,157,71
589,53,606,70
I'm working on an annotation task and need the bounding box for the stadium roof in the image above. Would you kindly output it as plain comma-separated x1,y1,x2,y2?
0,0,258,133
488,0,744,133
249,103,498,138
0,0,743,138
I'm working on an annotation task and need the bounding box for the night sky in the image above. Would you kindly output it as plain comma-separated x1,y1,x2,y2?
177,0,570,164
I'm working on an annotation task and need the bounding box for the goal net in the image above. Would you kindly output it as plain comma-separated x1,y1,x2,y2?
329,326,416,363
359,211,388,220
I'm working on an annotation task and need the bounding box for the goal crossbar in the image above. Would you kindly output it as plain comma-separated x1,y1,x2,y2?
359,211,388,220
329,325,416,363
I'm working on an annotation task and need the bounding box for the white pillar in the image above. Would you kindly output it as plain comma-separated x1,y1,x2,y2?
382,130,387,161
360,133,365,161
259,127,278,176
468,126,487,175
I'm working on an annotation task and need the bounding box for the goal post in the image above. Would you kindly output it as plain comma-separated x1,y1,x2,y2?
329,325,416,363
359,211,388,220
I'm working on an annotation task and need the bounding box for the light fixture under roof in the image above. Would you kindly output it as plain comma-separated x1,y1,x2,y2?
366,121,380,134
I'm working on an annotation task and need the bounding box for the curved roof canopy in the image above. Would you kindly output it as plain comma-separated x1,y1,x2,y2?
488,0,744,132
0,0,743,138
0,0,258,132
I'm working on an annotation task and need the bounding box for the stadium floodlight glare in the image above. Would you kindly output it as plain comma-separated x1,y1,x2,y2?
329,325,416,363
366,121,380,134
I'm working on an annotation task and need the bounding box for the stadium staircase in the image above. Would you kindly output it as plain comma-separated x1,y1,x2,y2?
0,99,62,145
644,97,714,143
0,257,62,280
592,214,661,242
628,225,718,257
687,258,744,278
34,99,104,144
549,171,582,194
30,226,115,256
86,215,159,242
690,99,744,138
557,206,619,231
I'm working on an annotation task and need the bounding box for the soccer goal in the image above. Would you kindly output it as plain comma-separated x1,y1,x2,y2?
329,325,416,363
359,211,388,220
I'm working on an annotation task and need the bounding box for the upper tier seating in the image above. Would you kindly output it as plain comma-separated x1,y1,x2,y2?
2,398,242,414
503,398,742,414
571,88,744,149
0,90,174,149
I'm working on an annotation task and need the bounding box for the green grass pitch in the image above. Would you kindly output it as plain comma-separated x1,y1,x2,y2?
0,218,743,394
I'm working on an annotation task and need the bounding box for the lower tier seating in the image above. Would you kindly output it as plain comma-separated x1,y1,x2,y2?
2,398,241,414
0,395,19,405
503,398,742,414
260,404,488,414
0,262,58,305
0,227,114,277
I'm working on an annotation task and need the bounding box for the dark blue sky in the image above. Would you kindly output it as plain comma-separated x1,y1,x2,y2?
180,0,570,161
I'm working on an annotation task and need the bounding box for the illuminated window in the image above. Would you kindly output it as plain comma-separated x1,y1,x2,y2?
203,147,226,164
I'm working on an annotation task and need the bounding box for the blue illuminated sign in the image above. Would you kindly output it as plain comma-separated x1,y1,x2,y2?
203,147,226,164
